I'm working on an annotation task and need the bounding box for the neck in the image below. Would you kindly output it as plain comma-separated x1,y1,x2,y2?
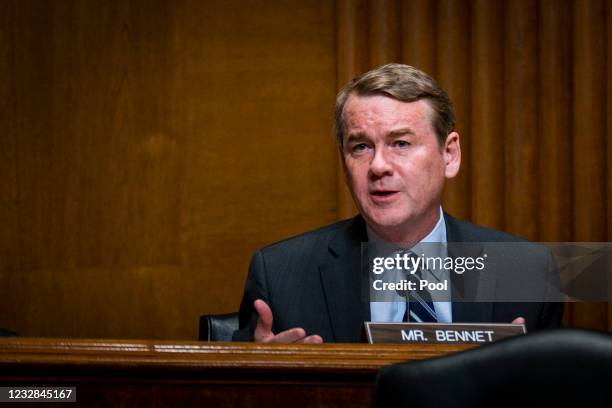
368,208,441,247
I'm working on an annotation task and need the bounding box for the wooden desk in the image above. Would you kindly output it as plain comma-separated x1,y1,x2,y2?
0,338,471,406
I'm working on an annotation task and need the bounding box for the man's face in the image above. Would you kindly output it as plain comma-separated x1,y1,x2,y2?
341,93,460,242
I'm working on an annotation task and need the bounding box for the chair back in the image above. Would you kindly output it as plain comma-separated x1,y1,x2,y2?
373,328,612,408
199,313,239,341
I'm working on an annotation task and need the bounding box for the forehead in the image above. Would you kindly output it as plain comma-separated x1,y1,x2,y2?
343,94,435,135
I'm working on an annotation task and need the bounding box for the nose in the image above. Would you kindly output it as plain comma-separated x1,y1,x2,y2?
369,147,393,178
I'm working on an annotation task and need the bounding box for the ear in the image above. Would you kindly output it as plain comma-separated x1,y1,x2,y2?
443,132,461,179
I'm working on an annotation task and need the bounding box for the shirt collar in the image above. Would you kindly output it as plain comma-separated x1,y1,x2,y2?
366,207,447,256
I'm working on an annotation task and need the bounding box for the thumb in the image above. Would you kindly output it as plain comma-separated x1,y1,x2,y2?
512,317,526,325
254,299,274,339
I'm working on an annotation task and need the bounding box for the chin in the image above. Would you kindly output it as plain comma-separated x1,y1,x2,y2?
367,214,409,231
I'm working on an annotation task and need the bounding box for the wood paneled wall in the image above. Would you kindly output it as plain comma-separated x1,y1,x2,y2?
336,0,611,331
0,0,338,339
0,0,610,339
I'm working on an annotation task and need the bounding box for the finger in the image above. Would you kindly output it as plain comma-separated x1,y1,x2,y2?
267,328,307,343
254,300,276,341
299,334,323,344
512,317,526,325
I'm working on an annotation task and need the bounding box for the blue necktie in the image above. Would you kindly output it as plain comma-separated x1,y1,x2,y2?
403,252,438,322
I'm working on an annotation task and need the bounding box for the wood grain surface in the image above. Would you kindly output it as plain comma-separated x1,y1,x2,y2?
0,337,471,407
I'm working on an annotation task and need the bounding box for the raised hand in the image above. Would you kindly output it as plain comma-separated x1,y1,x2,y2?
253,299,323,343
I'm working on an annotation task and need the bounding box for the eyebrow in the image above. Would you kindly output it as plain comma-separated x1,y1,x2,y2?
345,128,416,143
389,128,415,137
345,133,368,143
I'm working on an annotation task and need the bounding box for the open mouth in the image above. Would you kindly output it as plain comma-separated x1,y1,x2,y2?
370,190,399,200
371,189,398,195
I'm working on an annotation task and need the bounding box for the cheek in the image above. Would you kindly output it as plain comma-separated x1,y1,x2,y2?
345,162,367,185
396,159,444,191
417,151,445,175
344,170,364,197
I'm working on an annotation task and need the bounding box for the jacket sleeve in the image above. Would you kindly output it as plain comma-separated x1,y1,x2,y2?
232,250,270,341
536,249,564,329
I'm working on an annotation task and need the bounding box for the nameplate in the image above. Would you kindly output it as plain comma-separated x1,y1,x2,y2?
365,322,526,344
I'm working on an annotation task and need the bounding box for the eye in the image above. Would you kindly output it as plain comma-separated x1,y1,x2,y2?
352,143,369,152
394,140,410,148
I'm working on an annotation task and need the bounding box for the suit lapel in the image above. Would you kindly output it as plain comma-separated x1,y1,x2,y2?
445,213,495,323
319,216,370,342
318,213,497,338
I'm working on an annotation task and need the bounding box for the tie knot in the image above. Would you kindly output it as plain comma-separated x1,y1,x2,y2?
397,250,421,276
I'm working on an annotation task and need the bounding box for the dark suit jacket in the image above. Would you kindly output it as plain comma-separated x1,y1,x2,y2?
233,214,563,342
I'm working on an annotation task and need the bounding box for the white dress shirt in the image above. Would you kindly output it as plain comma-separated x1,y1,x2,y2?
368,207,452,323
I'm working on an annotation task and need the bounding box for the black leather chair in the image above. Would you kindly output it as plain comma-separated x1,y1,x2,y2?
198,313,239,341
0,329,17,337
373,328,612,408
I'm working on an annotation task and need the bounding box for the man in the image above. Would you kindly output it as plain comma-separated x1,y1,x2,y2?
233,64,563,343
